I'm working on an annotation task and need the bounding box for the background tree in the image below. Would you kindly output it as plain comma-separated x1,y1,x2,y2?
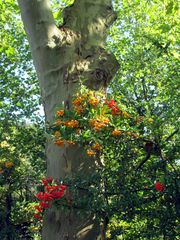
0,0,179,239
0,0,45,239
105,0,180,238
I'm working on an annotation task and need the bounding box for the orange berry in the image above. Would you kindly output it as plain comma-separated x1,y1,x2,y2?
56,110,64,117
54,140,65,147
54,131,61,138
92,143,102,151
89,119,96,127
5,162,14,168
75,106,84,114
112,129,122,137
65,120,79,128
103,118,110,124
72,97,83,106
131,133,140,138
67,141,75,146
88,97,99,106
126,131,139,138
86,149,96,156
54,120,64,126
89,118,109,131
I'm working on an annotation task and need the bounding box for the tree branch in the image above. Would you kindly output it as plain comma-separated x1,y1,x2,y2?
165,129,179,142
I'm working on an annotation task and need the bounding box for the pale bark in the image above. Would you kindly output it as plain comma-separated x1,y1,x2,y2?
18,0,119,239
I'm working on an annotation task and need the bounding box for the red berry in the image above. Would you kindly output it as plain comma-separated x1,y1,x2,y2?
34,213,41,219
155,181,165,192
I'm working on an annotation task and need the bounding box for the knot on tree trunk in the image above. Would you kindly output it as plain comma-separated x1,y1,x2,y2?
64,47,119,89
61,0,119,89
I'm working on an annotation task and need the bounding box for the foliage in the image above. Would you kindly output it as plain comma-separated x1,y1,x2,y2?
105,0,180,238
0,0,45,239
50,0,75,25
36,87,178,239
51,87,140,154
0,0,42,122
0,0,179,239
0,122,45,239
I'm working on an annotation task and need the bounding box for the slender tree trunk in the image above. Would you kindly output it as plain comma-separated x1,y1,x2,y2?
18,0,119,239
5,190,13,240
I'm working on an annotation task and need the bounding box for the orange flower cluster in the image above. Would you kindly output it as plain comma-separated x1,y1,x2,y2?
54,139,75,147
112,129,122,137
56,110,64,117
88,97,99,106
54,140,65,147
127,132,140,138
75,106,84,114
67,141,75,145
86,142,102,156
72,97,83,106
55,119,79,128
52,93,141,160
5,162,14,168
0,161,14,174
54,120,64,127
86,149,96,156
65,120,79,128
92,143,102,151
54,131,61,138
89,118,109,131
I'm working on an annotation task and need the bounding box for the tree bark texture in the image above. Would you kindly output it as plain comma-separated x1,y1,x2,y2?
5,191,13,240
18,0,119,239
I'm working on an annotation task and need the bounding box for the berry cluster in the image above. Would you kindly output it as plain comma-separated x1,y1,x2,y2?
52,89,140,158
34,177,67,220
155,181,165,192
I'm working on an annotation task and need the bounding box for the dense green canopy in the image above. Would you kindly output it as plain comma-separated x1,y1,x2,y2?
0,0,179,239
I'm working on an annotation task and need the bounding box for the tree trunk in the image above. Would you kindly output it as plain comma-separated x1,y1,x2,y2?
5,187,13,240
17,0,119,239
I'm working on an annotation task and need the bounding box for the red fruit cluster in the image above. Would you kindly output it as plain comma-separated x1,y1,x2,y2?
34,177,67,220
155,181,165,192
106,99,120,115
